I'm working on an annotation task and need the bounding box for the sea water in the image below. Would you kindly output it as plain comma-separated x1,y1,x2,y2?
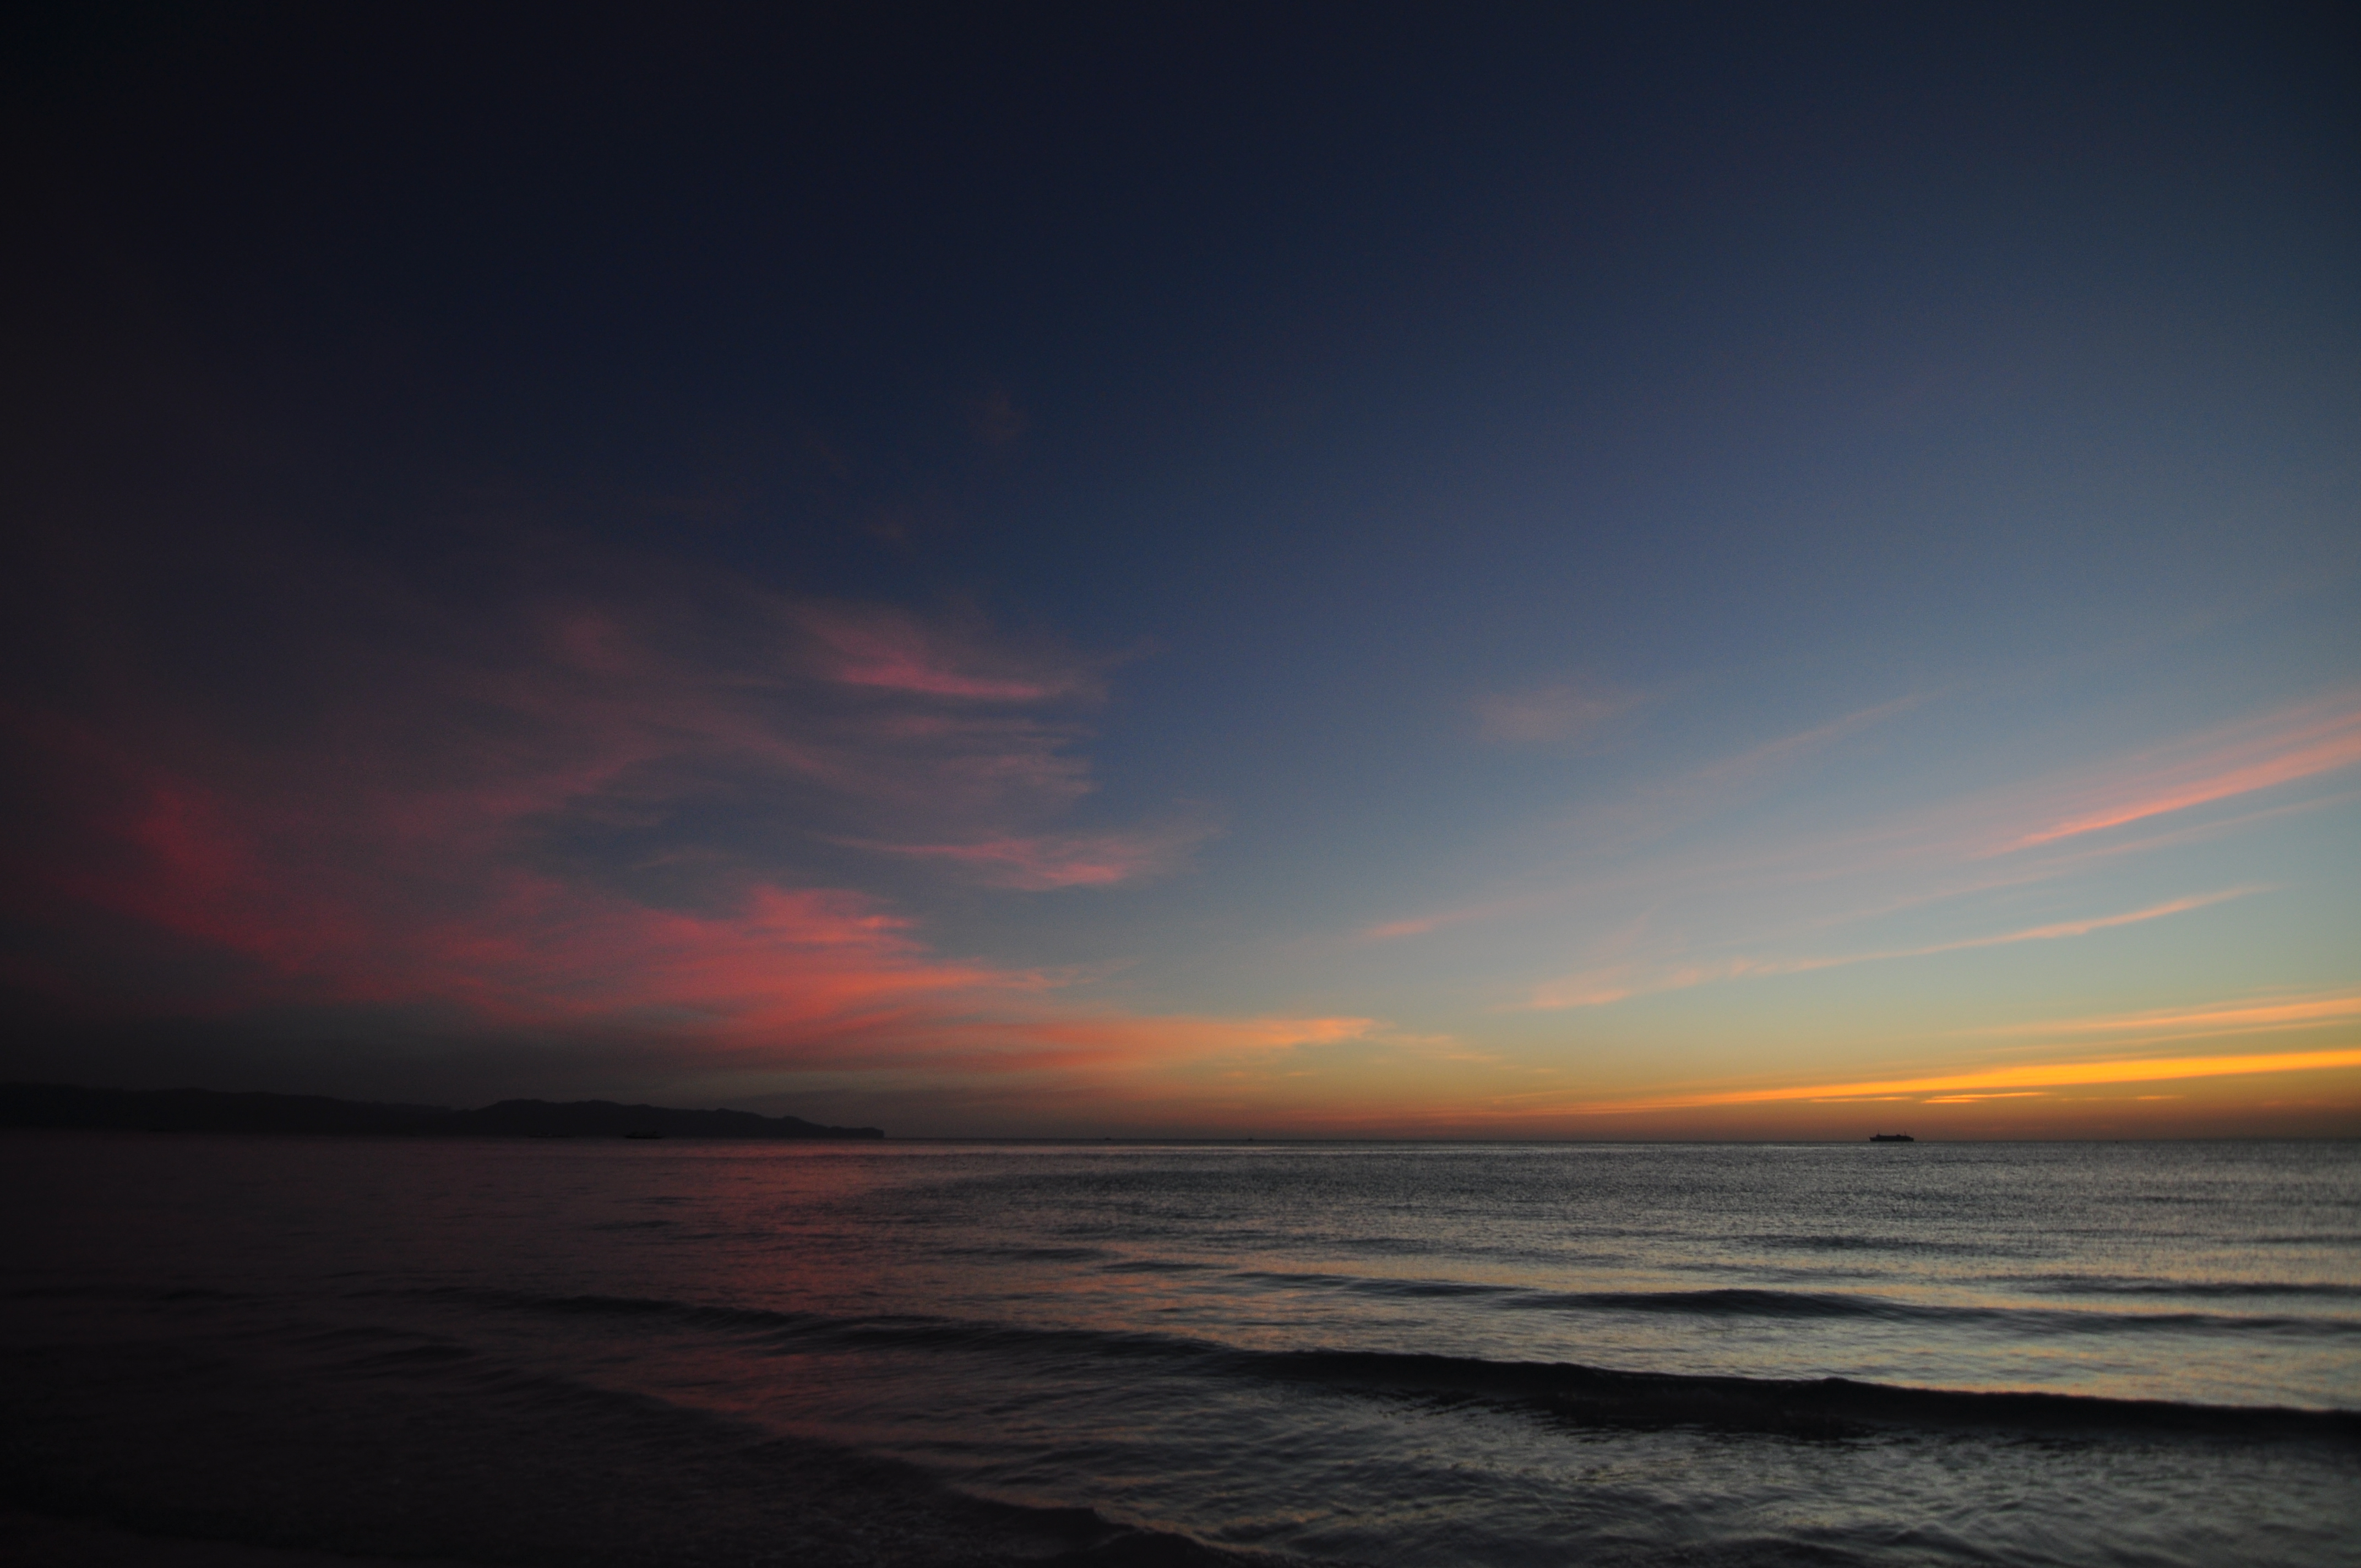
4,1134,2355,1565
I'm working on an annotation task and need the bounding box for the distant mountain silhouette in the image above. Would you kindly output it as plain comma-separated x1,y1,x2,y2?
0,1082,883,1139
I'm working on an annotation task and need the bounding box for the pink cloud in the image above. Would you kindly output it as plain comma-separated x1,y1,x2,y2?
0,556,1224,1090
795,603,1103,703
5,739,1276,1081
1999,694,2361,852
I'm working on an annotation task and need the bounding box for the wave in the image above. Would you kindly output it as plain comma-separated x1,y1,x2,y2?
1224,1271,2361,1337
942,1243,1114,1264
45,1270,2354,1342
402,1286,2360,1442
2009,1276,2361,1300
1751,1232,2005,1255
1255,1348,2361,1442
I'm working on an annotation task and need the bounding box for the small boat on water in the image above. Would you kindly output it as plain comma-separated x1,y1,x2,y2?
623,1129,663,1140
1868,1133,1915,1142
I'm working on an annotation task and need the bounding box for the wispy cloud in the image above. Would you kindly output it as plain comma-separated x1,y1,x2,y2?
1369,693,2356,1054
1524,888,2257,1010
1738,887,2262,979
1473,678,1640,744
1373,691,2359,960
1368,696,1924,941
970,386,1029,446
1977,990,2361,1043
841,814,1220,890
1363,903,1523,941
2000,694,2361,852
1674,695,1926,794
0,550,1231,1087
795,602,1102,703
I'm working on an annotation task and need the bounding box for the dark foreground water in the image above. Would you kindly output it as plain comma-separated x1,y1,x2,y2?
4,1134,2355,1566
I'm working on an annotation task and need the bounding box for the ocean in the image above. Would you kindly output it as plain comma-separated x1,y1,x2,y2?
4,1133,2355,1566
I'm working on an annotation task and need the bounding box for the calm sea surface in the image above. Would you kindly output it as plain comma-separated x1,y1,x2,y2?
6,1135,2356,1565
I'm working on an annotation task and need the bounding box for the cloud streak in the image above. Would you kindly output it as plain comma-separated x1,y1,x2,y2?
1369,692,2359,961
841,814,1220,890
1367,695,1927,942
1978,990,2361,1043
2000,694,2361,852
1473,679,1640,744
796,603,1102,704
1524,888,2257,1010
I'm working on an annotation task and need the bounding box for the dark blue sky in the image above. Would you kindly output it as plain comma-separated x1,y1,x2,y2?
6,5,2357,1133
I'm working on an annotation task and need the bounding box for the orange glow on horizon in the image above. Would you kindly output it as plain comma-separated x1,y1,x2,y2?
1517,1047,2361,1117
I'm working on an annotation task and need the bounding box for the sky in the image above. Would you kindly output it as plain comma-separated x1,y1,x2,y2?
3,6,2356,1137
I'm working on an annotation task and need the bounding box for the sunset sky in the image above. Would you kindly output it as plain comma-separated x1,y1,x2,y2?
5,7,2355,1136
